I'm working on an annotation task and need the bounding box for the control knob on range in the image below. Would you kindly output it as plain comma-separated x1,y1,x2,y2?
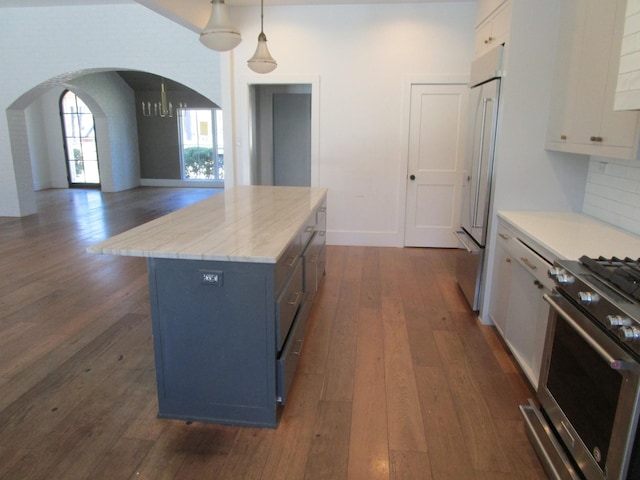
556,273,575,285
578,291,600,305
619,326,640,343
607,315,633,329
548,267,566,278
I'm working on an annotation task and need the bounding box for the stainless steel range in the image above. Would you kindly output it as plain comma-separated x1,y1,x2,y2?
521,256,640,480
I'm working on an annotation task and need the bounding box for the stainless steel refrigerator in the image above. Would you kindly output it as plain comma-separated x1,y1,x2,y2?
455,46,503,311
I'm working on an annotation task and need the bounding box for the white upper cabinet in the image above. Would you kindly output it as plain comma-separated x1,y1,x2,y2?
475,0,507,26
546,0,640,160
614,0,640,110
474,0,511,59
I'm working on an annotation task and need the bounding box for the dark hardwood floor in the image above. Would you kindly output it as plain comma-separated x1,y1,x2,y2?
0,187,546,479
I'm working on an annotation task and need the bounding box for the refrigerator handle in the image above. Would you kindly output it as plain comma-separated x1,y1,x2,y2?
472,97,492,229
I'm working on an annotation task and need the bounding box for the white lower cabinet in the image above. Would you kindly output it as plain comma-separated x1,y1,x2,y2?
488,231,512,336
489,220,554,390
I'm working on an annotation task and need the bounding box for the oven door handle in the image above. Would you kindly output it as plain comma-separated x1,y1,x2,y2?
544,294,640,373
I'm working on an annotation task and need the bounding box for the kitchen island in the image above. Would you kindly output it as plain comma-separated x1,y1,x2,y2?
88,186,328,428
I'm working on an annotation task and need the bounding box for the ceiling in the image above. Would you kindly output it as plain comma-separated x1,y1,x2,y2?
2,0,474,35
117,71,185,92
1,0,472,7
4,0,473,92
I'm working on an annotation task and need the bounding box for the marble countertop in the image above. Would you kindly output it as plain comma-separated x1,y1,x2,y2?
498,211,640,260
88,186,328,263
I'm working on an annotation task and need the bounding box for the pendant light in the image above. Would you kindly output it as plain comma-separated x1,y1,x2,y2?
199,0,242,52
247,0,277,74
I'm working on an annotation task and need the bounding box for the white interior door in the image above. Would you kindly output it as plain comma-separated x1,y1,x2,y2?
404,83,468,247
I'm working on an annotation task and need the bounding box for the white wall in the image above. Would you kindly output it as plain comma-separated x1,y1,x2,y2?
0,3,222,216
25,97,52,191
229,2,476,246
69,72,141,192
26,73,142,192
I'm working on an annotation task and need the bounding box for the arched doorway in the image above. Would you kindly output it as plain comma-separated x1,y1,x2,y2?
60,90,100,187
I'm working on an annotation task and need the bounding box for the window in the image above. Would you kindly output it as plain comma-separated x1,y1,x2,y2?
60,90,100,186
178,108,224,181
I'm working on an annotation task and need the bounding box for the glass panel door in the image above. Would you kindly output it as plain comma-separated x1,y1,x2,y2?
60,90,100,187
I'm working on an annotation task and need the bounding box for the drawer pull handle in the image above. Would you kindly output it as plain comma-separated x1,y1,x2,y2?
319,231,326,237
285,256,297,267
305,226,314,233
498,233,509,240
287,292,301,306
319,207,326,213
293,339,304,356
521,257,537,270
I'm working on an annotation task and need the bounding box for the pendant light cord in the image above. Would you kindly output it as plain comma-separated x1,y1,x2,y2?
260,0,264,35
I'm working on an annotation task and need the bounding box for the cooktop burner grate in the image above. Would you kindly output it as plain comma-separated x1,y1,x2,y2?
580,256,640,302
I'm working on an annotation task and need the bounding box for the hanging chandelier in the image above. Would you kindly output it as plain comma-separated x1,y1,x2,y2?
199,0,242,52
141,77,187,118
247,0,277,74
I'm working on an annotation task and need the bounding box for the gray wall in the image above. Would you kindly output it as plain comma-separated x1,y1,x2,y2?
136,90,218,180
253,84,312,186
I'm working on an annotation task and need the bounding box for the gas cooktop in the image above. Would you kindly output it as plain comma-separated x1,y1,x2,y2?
579,256,640,302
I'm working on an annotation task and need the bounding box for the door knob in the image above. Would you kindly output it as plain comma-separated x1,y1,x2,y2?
409,174,415,180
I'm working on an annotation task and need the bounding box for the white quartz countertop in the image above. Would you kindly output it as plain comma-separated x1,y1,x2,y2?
88,186,328,263
498,211,640,260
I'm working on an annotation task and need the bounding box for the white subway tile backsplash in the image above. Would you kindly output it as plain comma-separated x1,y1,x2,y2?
621,34,636,55
629,0,640,16
584,157,640,236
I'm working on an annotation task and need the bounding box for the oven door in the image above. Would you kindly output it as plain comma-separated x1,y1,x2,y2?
537,293,640,480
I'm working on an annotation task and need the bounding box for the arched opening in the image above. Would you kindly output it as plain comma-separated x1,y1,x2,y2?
60,90,101,188
4,69,224,217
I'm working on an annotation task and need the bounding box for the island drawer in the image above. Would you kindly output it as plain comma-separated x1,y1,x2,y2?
276,299,312,404
316,203,327,232
300,212,316,250
304,232,326,294
275,236,302,297
276,259,303,352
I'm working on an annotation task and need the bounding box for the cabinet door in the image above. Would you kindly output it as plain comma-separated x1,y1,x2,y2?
488,233,512,336
476,0,505,26
474,18,493,58
546,0,584,146
546,0,640,159
570,1,617,146
473,1,511,59
599,0,640,149
504,261,549,390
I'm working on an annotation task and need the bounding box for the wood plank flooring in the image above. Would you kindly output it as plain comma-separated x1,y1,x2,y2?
0,187,547,480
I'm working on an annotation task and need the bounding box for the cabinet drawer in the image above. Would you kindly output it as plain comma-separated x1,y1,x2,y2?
276,299,311,404
506,237,553,290
304,232,326,293
316,203,327,232
276,259,303,352
317,243,326,283
275,236,302,296
300,213,316,251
